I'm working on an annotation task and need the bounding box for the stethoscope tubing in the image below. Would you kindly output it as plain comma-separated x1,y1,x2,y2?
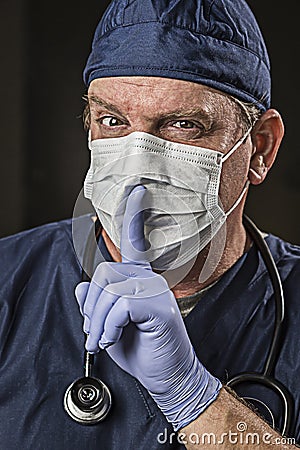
226,215,294,436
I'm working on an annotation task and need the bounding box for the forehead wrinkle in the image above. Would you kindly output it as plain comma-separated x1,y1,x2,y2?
88,94,157,122
110,77,180,90
116,79,165,88
88,85,240,137
88,95,125,117
89,77,235,111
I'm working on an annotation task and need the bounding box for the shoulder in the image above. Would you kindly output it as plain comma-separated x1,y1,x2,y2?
266,234,300,278
266,233,300,258
0,214,94,251
266,236,300,439
0,215,93,278
265,234,300,312
0,218,73,259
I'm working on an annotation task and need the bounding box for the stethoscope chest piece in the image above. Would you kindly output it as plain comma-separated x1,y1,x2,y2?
64,376,112,425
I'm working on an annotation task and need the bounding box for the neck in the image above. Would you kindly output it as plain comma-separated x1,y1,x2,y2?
101,209,251,299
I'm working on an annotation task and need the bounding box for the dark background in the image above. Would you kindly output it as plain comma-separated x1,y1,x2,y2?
0,0,299,242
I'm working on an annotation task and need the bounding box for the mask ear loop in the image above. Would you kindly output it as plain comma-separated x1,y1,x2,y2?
222,98,253,215
229,95,255,127
88,130,92,150
223,95,258,164
223,123,252,216
225,180,250,217
221,124,252,216
222,126,253,163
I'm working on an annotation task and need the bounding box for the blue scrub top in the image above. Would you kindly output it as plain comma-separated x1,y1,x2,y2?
0,216,299,449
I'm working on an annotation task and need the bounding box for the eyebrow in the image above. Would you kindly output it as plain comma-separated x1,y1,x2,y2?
87,95,125,117
86,94,214,125
159,108,211,120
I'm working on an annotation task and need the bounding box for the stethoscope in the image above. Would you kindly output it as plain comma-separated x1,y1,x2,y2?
64,215,294,435
64,220,112,425
226,215,294,436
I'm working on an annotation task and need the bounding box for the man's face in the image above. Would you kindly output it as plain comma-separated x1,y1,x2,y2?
87,76,252,212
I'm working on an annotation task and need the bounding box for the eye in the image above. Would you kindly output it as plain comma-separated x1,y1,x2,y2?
98,116,124,127
172,120,197,129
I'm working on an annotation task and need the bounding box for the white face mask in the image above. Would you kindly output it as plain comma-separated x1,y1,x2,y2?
84,130,251,270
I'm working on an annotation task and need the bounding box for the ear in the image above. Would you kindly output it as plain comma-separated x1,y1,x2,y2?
248,109,284,185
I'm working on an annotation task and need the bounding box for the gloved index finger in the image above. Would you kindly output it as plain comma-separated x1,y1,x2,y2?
120,185,150,266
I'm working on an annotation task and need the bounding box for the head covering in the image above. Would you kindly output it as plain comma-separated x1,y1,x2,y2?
83,0,271,110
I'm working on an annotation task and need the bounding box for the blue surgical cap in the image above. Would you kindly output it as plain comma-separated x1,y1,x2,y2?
83,0,271,111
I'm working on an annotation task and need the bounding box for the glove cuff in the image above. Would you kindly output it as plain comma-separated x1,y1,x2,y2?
150,349,222,431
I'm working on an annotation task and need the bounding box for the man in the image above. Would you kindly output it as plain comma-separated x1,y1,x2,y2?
0,0,299,449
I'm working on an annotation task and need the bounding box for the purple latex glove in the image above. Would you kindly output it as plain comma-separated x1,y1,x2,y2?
75,185,221,431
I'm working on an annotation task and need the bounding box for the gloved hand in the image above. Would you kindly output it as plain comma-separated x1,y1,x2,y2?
75,185,222,431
